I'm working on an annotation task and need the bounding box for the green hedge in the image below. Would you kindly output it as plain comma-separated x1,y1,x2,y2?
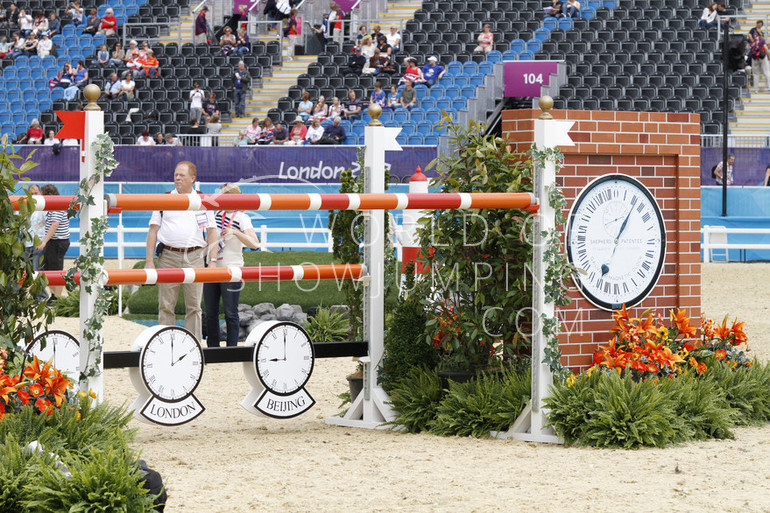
127,251,349,315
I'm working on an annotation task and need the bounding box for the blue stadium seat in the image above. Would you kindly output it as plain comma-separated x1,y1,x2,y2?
393,109,409,123
64,36,79,48
93,34,107,47
38,100,52,112
12,113,26,125
461,86,476,99
602,0,616,8
582,8,595,19
509,39,526,53
421,97,436,109
429,84,446,98
22,90,36,103
462,62,478,75
9,99,23,110
558,18,573,31
452,98,467,110
15,56,29,67
502,50,518,61
544,16,559,31
413,84,429,100
535,28,550,42
518,51,535,60
379,110,393,123
446,61,462,76
444,86,461,98
62,24,77,37
425,108,442,124
5,81,20,94
443,108,457,121
352,120,367,133
416,122,432,134
30,69,45,80
407,134,424,145
344,135,356,145
400,122,416,135
409,110,425,122
453,73,469,87
51,88,65,101
485,51,501,64
423,135,439,145
16,68,31,80
478,62,494,75
0,113,9,125
526,39,541,53
396,133,408,145
320,118,333,127
469,73,485,86
28,56,42,68
436,98,451,110
51,35,65,47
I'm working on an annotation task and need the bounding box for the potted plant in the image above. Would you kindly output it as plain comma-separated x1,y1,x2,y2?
414,118,534,381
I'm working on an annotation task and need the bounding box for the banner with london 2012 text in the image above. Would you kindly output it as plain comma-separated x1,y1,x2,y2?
16,145,438,184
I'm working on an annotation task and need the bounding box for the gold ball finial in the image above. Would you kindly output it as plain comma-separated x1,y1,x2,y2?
367,103,383,126
83,84,101,111
538,95,554,120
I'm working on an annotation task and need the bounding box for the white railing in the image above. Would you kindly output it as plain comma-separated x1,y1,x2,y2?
701,133,770,147
701,225,770,262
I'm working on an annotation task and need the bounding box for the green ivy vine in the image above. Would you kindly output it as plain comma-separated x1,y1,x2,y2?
63,133,118,384
526,145,575,379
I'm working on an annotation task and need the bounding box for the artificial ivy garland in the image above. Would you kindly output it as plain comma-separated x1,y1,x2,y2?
63,133,117,384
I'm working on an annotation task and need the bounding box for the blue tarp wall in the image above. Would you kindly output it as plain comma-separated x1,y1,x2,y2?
701,186,770,261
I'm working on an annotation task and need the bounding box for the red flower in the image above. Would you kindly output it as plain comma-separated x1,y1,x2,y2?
714,349,727,360
28,383,44,398
35,397,49,414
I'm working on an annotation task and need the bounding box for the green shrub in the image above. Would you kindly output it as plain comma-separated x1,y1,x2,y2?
53,288,124,317
657,372,735,441
303,307,349,342
547,371,684,448
430,368,530,438
708,360,770,425
387,367,444,433
0,436,35,513
381,268,438,392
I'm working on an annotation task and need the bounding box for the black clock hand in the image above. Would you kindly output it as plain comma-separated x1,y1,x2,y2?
615,208,633,240
170,333,175,365
171,353,188,366
283,331,287,361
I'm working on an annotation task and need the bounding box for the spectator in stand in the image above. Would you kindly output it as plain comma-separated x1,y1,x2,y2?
401,80,417,110
564,0,580,17
6,32,23,58
43,131,58,146
190,82,205,123
82,8,99,35
257,118,275,144
355,24,367,47
92,44,109,66
307,14,328,51
124,40,140,66
369,81,386,108
195,6,210,44
273,123,288,144
328,96,344,119
118,71,135,100
287,118,307,145
422,55,446,86
368,48,393,75
297,91,313,121
360,35,376,59
68,1,83,25
343,90,363,120
0,37,9,57
234,26,249,57
320,116,346,144
136,129,155,146
700,2,718,29
474,23,494,53
283,9,298,60
46,12,60,36
344,47,367,75
305,117,324,144
32,10,47,35
104,72,120,99
138,49,159,77
21,33,37,55
328,2,343,46
751,36,770,89
108,41,124,66
17,8,32,36
19,119,43,144
154,132,165,145
203,92,220,122
220,26,236,54
237,129,250,146
386,84,400,109
237,4,249,31
206,113,222,146
544,0,563,17
64,60,88,100
312,95,329,120
233,60,250,118
165,133,181,146
714,154,735,185
399,57,425,85
97,7,117,36
245,117,262,144
371,25,382,41
49,61,73,89
377,34,392,58
0,4,19,28
188,119,206,137
750,20,764,42
386,25,401,51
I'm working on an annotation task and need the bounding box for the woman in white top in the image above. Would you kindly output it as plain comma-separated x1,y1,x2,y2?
203,183,259,347
699,2,719,29
18,9,33,36
328,96,344,119
304,117,324,144
136,129,155,145
359,35,376,59
386,25,401,50
119,71,135,99
43,131,59,146
311,95,328,120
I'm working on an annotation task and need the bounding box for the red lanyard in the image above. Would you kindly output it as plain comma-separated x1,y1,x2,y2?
220,211,238,229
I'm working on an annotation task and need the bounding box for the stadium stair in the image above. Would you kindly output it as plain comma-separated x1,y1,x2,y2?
731,2,770,134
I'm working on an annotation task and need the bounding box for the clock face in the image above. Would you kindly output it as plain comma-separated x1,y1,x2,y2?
27,330,80,378
566,174,666,311
140,327,204,402
255,322,314,395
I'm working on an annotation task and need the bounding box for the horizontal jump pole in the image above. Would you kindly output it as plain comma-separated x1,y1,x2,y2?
39,264,365,287
104,341,369,369
11,193,538,212
10,195,123,213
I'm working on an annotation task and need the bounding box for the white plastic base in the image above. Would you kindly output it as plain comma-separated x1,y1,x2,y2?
325,386,394,430
492,402,563,444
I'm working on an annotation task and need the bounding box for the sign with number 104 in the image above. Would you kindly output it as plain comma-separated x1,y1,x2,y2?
504,61,559,97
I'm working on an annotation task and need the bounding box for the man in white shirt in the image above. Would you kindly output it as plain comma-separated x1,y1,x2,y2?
386,25,400,50
36,32,52,57
104,72,120,99
189,83,205,124
118,71,135,100
145,161,218,341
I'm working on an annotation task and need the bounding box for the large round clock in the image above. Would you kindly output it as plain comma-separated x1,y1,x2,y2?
565,174,666,311
26,330,80,378
129,325,205,426
241,321,315,418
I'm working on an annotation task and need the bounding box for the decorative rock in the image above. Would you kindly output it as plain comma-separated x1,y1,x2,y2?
238,304,252,312
275,303,297,321
252,302,276,317
294,312,308,325
239,310,256,326
259,313,277,321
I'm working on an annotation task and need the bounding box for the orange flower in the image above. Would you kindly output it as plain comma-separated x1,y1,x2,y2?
655,346,685,370
16,388,30,405
28,383,44,398
35,397,49,414
23,357,52,382
731,320,748,346
714,349,727,360
714,316,731,340
688,356,707,375
671,309,697,338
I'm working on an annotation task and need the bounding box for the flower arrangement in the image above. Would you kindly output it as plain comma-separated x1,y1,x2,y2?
429,301,503,371
0,356,73,419
589,305,751,381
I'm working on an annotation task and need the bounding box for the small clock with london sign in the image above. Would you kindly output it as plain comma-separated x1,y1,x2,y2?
26,330,80,378
241,320,315,419
129,325,205,426
565,174,667,311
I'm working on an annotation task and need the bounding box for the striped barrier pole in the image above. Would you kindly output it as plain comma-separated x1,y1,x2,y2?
11,192,538,212
39,264,365,287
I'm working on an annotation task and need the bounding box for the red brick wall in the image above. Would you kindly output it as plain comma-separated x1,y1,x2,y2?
502,109,701,370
